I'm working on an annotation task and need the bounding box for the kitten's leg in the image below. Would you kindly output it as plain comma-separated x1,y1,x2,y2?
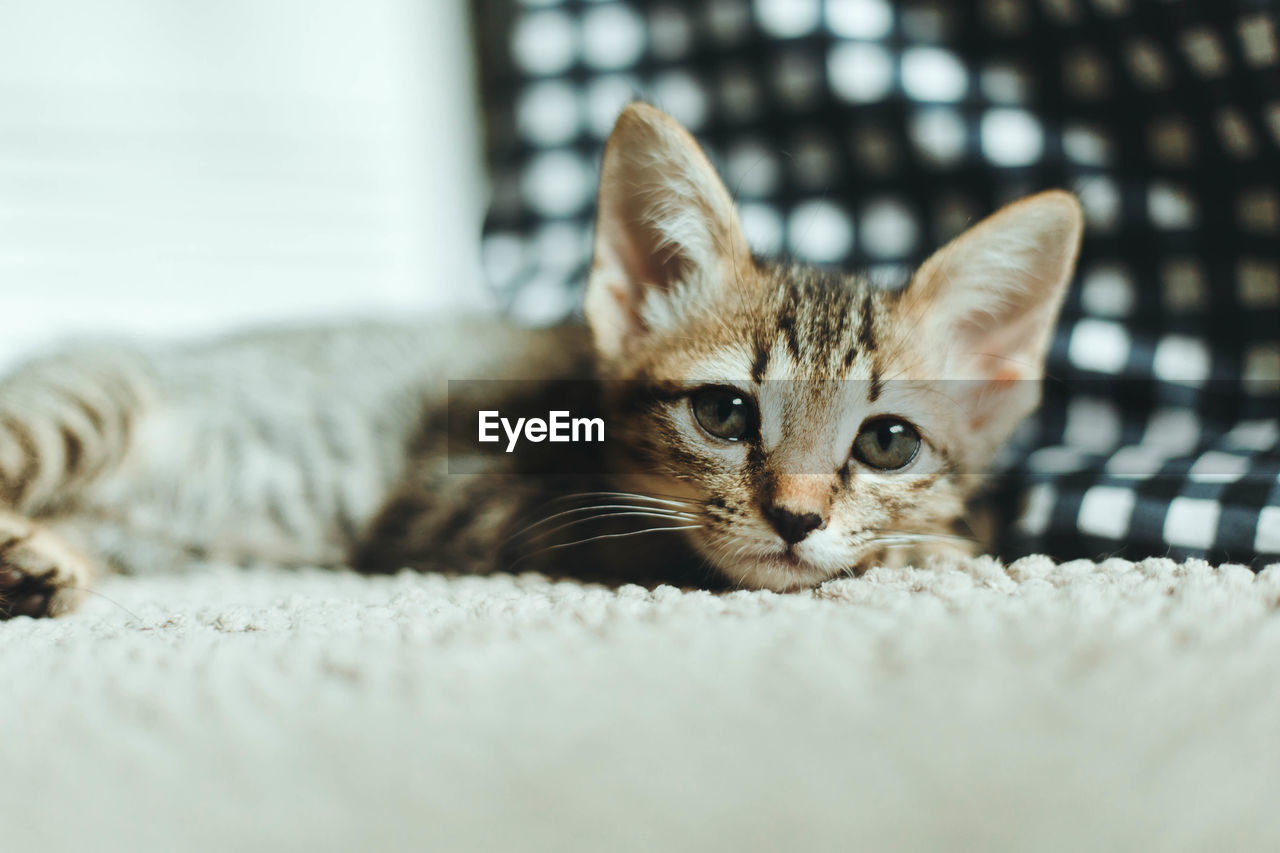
0,510,93,618
0,349,147,512
0,350,149,617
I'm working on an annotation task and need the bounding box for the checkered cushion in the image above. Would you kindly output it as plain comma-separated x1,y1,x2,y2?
476,0,1280,566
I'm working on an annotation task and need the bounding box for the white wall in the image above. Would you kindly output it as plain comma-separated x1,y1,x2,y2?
0,0,489,368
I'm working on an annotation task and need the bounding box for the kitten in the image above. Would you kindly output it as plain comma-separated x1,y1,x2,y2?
0,103,1082,618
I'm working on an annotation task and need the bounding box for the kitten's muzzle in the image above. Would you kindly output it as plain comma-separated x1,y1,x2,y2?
761,504,825,546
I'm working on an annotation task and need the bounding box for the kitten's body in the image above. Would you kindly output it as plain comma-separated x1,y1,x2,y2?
0,104,1083,617
0,320,594,604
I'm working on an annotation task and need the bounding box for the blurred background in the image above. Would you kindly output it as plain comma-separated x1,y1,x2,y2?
0,0,488,369
2,0,1277,564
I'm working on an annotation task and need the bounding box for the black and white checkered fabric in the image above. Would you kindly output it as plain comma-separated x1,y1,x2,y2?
476,0,1280,566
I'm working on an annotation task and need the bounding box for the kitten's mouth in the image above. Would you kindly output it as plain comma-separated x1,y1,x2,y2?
694,532,834,591
740,546,833,589
776,547,803,566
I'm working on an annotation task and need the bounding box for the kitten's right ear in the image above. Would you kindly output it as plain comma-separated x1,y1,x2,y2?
900,189,1084,383
898,189,1084,448
585,103,751,362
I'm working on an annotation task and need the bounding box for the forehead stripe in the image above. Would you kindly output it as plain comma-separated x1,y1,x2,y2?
777,302,801,360
751,336,770,384
858,293,877,353
843,344,857,371
868,365,883,403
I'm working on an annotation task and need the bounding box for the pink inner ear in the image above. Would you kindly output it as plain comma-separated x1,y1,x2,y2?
968,371,1039,432
613,213,676,290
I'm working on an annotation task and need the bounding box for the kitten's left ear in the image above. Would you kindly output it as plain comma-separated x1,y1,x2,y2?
901,190,1084,384
585,102,752,362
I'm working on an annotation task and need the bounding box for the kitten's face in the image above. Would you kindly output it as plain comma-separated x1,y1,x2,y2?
586,104,1083,590
604,265,970,590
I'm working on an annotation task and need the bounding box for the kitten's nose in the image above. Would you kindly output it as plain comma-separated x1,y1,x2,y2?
762,504,825,545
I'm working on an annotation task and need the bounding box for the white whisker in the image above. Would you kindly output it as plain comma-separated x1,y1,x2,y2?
508,524,703,571
523,509,698,546
865,532,974,546
504,503,697,548
546,491,696,509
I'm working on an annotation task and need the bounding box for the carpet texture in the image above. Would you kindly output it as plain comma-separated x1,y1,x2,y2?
4,556,1280,852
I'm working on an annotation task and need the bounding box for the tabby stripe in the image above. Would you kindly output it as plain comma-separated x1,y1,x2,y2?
905,471,944,492
59,425,85,477
751,338,770,384
858,293,877,353
777,303,800,360
0,417,40,504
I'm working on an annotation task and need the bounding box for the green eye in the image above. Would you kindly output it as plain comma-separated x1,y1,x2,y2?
691,386,757,441
852,417,921,470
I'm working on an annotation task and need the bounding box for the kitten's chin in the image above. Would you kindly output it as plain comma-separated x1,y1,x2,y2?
708,548,836,592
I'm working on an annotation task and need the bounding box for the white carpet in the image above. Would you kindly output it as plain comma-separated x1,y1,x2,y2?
3,556,1280,852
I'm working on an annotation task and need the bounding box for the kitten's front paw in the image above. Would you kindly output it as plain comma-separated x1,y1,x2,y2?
0,512,91,619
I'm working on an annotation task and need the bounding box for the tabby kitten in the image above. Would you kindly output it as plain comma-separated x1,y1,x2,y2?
0,104,1082,618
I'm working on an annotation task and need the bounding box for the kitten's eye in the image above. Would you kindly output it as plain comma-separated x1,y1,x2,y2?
852,417,921,471
691,386,757,441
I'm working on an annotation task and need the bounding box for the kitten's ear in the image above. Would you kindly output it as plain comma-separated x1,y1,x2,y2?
586,102,751,361
901,190,1084,383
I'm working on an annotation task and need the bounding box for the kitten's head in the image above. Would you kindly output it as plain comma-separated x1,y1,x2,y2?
586,103,1083,590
